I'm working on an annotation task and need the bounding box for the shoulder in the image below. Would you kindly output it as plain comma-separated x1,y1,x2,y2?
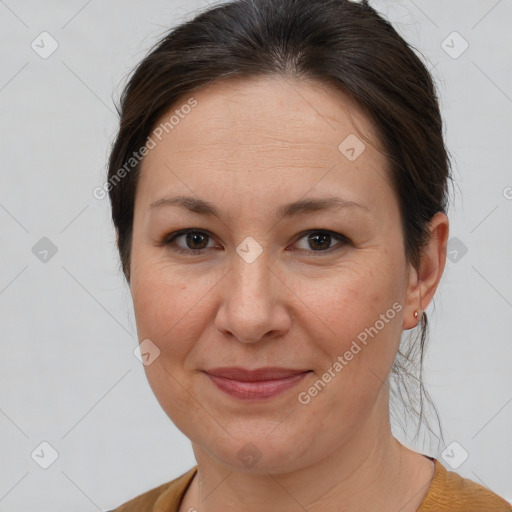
106,466,198,512
418,459,511,512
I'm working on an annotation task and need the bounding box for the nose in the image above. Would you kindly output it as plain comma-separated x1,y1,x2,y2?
215,251,291,344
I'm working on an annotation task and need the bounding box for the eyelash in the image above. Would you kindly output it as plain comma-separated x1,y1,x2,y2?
159,228,351,256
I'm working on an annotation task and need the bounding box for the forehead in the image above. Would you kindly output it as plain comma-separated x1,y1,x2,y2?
136,75,393,217
148,75,381,154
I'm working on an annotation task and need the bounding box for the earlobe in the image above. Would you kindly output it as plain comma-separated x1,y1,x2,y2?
402,264,420,331
402,212,449,331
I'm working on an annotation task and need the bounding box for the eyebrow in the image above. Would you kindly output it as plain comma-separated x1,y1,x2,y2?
148,195,369,219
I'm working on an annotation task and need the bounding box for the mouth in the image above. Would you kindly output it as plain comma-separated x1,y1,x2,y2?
203,367,312,400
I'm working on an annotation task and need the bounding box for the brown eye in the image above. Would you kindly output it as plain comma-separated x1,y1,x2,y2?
307,232,332,251
293,230,350,254
182,231,210,250
162,229,216,254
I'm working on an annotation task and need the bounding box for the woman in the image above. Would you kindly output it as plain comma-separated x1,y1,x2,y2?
106,0,511,510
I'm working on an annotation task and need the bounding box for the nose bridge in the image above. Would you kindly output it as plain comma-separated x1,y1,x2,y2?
217,241,284,343
230,243,272,305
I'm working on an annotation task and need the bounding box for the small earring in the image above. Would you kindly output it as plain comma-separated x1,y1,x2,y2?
414,310,418,319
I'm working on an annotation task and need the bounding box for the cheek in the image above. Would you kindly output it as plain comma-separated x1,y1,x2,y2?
290,267,404,446
130,258,201,357
303,257,401,330
130,262,214,430
296,252,404,380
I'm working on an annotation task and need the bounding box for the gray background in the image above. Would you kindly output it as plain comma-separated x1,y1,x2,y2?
1,0,511,510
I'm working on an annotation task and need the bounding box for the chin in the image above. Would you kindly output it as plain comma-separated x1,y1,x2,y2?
188,417,323,474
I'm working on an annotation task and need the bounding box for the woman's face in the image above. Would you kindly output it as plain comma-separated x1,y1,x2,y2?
129,76,419,473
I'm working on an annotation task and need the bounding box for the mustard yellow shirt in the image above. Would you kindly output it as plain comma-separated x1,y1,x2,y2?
109,458,511,511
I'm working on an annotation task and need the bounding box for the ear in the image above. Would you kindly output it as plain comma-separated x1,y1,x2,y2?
402,212,449,330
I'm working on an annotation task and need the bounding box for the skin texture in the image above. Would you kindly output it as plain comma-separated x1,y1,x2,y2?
128,75,449,512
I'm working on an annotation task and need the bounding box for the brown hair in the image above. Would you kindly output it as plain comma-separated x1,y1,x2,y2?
107,0,453,447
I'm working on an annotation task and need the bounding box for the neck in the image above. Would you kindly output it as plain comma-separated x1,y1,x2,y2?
181,394,433,512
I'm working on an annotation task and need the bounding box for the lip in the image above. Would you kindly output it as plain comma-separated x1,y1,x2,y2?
203,367,312,400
